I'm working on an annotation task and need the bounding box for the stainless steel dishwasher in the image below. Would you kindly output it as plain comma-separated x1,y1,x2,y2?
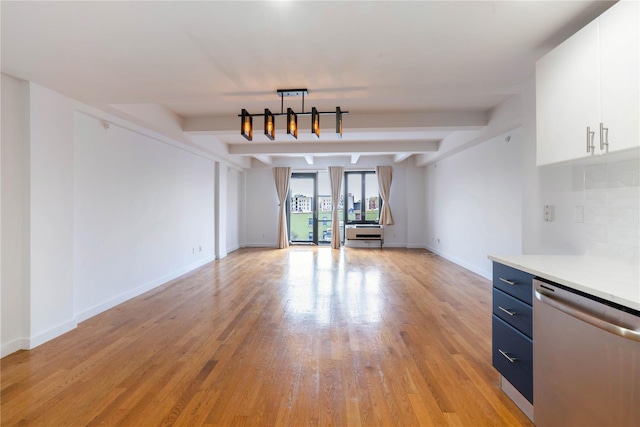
533,278,640,427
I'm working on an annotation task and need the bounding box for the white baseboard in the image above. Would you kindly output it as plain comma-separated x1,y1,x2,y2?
242,243,277,248
28,318,78,350
406,243,427,249
424,245,491,280
1,337,29,358
75,256,215,323
381,243,406,248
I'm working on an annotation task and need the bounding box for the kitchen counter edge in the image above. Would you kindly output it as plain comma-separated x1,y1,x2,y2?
488,255,640,311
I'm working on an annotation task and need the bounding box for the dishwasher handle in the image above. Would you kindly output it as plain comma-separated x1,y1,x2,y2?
535,289,640,343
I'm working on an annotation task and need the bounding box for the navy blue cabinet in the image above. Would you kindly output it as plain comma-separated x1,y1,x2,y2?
491,262,534,404
493,262,533,305
493,288,533,338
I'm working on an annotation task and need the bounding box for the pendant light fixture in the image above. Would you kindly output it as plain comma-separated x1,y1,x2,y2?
312,107,320,138
264,108,275,140
287,108,298,139
241,109,252,141
239,89,347,141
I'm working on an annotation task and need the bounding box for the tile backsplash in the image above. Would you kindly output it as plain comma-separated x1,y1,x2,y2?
584,159,640,264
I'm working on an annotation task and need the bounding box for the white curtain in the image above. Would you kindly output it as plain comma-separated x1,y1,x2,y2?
273,167,292,249
328,166,344,249
376,165,395,225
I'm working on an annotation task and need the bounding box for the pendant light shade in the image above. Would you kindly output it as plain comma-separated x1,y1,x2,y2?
264,108,275,140
312,107,320,138
287,107,298,139
241,109,252,141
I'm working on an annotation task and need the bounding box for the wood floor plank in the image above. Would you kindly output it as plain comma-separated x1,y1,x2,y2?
1,247,534,426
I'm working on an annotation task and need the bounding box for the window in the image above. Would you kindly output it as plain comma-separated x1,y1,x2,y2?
344,171,379,224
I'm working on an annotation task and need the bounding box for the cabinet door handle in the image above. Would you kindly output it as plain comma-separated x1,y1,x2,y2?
499,277,516,286
499,349,517,363
586,126,595,154
498,306,516,316
600,122,609,151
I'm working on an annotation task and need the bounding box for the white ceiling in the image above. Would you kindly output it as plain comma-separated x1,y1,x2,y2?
1,0,615,166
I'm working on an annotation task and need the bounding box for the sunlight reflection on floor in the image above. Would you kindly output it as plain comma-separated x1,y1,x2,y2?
285,248,383,325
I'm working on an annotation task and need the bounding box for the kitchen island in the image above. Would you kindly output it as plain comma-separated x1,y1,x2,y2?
488,254,640,426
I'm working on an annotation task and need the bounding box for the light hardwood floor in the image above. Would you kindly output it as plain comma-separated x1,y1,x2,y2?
1,247,534,426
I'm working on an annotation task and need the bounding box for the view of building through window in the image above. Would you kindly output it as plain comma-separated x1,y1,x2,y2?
289,171,377,244
346,171,379,223
288,172,345,244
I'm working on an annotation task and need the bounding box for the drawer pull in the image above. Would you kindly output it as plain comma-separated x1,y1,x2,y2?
499,277,516,286
498,306,516,316
499,349,517,363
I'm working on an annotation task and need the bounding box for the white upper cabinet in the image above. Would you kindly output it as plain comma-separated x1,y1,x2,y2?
536,1,639,166
536,17,600,165
599,1,639,155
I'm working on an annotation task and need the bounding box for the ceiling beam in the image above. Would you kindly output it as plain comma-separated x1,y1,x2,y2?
394,153,412,163
228,140,439,156
183,111,487,134
253,154,273,165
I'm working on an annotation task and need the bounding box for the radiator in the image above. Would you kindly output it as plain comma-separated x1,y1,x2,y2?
345,225,384,241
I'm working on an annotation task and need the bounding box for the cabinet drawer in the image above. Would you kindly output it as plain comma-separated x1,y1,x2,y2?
492,288,532,338
492,262,533,305
492,315,533,403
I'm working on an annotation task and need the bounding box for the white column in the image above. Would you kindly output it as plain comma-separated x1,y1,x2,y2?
215,162,228,259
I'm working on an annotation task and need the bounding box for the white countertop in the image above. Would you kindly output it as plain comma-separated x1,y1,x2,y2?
488,255,640,311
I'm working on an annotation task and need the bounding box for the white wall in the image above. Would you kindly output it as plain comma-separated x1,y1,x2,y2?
424,127,523,279
1,74,29,355
73,112,215,321
406,161,426,248
244,168,279,247
226,167,241,252
28,83,76,347
421,81,589,278
1,77,219,356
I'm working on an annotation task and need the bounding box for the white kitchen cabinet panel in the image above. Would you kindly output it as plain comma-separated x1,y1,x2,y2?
536,1,639,166
599,0,639,154
536,18,599,166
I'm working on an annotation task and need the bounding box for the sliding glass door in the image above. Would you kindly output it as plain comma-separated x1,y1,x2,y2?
288,171,341,245
289,173,316,243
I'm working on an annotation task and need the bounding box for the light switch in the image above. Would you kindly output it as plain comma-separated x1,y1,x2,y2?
544,205,554,222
